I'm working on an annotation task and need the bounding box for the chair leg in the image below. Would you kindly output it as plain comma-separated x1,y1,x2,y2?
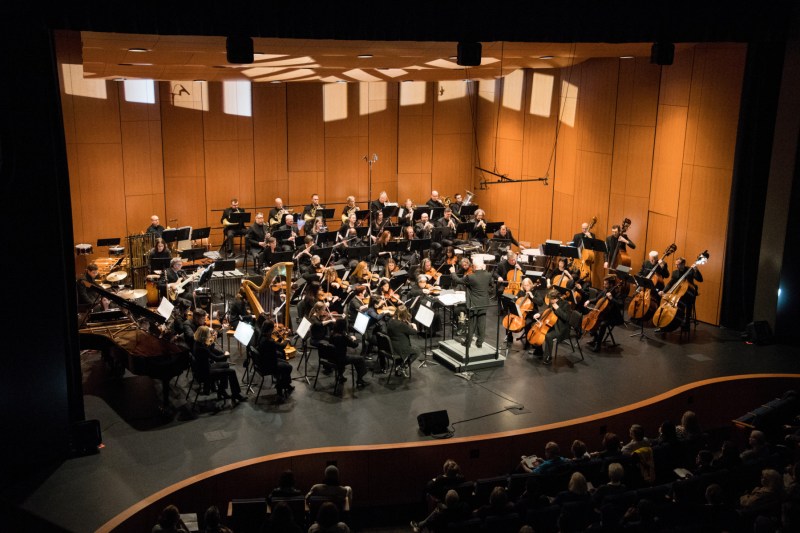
255,375,265,402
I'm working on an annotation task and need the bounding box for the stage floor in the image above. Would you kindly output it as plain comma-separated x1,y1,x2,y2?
18,307,799,532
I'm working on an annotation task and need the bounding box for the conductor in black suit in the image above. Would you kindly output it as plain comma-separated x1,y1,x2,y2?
450,255,492,348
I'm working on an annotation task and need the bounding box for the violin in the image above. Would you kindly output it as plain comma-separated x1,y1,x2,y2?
446,255,458,266
425,267,442,284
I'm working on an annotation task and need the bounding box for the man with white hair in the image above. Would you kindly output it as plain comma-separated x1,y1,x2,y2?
638,250,669,286
451,255,492,348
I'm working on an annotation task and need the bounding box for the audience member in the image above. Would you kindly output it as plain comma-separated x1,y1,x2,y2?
152,504,189,533
411,489,469,533
270,470,303,501
712,440,742,470
569,439,591,464
553,472,591,506
592,462,627,506
523,441,566,475
202,505,232,533
739,468,784,510
514,476,550,516
741,430,771,463
306,465,352,506
621,424,651,455
308,501,350,533
697,483,739,533
473,486,515,520
425,459,465,501
261,501,301,533
676,410,703,441
693,449,716,476
591,432,623,460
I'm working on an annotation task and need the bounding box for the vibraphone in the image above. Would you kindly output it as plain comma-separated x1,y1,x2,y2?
207,269,246,302
127,234,155,289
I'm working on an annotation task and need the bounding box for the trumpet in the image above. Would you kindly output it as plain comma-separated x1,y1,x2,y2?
476,219,486,230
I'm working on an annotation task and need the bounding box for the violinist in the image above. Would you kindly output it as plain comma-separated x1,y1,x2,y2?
296,281,321,322
586,275,625,352
321,267,346,313
654,257,703,333
386,305,418,377
457,256,473,276
377,278,400,307
308,301,336,347
299,254,323,284
470,209,488,244
256,321,295,398
383,257,401,278
421,257,441,286
193,325,247,403
350,261,373,286
409,274,433,299
603,224,636,269
530,289,572,364
347,285,370,327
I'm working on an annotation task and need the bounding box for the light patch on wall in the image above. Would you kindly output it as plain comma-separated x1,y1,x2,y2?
223,81,252,117
61,63,107,99
323,82,348,122
343,69,382,82
529,72,554,117
362,82,387,115
478,79,496,103
400,81,426,106
437,80,466,102
123,79,155,104
171,81,208,111
559,80,578,127
501,69,524,111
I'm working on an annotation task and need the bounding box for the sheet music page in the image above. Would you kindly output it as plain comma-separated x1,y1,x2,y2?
234,321,255,346
354,312,370,335
437,291,466,306
157,297,174,318
415,304,435,328
296,317,312,339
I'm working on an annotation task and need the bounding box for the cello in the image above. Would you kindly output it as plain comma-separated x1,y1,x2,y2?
627,243,677,320
502,285,535,333
503,263,524,296
581,277,624,334
527,290,570,346
607,218,632,272
652,251,709,329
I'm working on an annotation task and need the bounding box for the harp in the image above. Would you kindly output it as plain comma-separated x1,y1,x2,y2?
241,261,296,357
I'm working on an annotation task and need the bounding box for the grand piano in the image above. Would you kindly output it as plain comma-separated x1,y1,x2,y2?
78,283,190,410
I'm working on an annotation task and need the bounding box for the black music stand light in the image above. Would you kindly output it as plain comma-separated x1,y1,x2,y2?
630,275,656,341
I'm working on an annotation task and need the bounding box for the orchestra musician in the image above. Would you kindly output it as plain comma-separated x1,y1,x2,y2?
383,257,401,278
256,321,295,398
341,195,359,224
639,251,670,289
193,325,247,403
514,277,539,349
146,215,165,238
531,289,572,364
426,190,445,215
294,236,316,270
435,208,458,247
162,257,192,309
277,214,299,251
450,193,464,219
450,255,492,348
386,305,418,377
347,285,370,327
471,209,488,244
549,258,574,289
299,254,323,284
420,257,441,286
306,216,327,239
148,238,171,271
492,225,520,249
654,256,703,333
330,318,369,388
268,197,289,230
221,198,246,258
370,191,389,213
259,236,278,268
350,261,373,285
245,212,269,259
495,251,521,295
377,277,400,306
586,275,625,352
302,194,324,224
398,198,415,227
308,301,337,347
603,224,636,269
338,213,360,242
296,281,321,322
370,210,388,240
414,213,437,254
572,221,595,248
76,263,111,311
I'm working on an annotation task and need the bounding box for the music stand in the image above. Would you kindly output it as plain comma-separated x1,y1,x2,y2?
389,270,408,291
381,205,399,220
161,228,179,245
319,208,335,220
228,212,251,226
415,302,438,367
192,226,211,240
629,275,656,341
385,240,407,255
151,257,171,272
293,317,312,384
354,210,371,223
429,206,445,220
345,246,372,261
180,247,206,263
385,225,402,237
315,230,338,247
213,259,236,272
270,251,294,265
316,247,334,264
558,245,581,260
456,222,473,236
355,226,370,239
459,205,478,218
411,238,431,253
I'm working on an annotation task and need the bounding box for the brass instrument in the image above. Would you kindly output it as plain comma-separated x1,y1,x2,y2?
476,219,487,230
443,196,451,206
463,190,475,206
269,208,293,227
241,262,296,358
303,205,319,223
341,205,359,223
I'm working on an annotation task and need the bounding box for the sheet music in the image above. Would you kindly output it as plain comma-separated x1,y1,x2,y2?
233,321,255,346
157,297,174,319
437,291,466,306
296,317,312,339
415,304,435,328
354,312,370,335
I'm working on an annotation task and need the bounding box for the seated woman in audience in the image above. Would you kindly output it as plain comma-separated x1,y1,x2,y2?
202,505,232,533
521,441,566,474
426,459,465,502
711,440,742,470
592,463,627,507
410,489,469,533
152,504,189,533
473,486,514,520
261,501,301,533
308,501,349,533
591,432,623,460
741,429,771,462
269,470,303,502
676,410,703,441
739,468,784,510
569,439,591,464
553,472,591,506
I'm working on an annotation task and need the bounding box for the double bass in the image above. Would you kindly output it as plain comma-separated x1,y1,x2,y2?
571,215,598,282
607,218,632,272
652,251,709,329
627,243,677,320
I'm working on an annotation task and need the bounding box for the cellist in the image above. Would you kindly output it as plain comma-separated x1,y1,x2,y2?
495,251,521,297
529,288,572,365
603,224,636,269
586,275,625,352
654,257,703,333
548,258,574,289
504,277,538,349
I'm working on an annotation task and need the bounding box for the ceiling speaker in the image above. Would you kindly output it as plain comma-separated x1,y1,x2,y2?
457,42,482,67
227,36,254,64
650,42,675,66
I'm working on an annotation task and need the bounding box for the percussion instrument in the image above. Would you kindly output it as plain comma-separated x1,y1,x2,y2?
75,244,93,255
145,274,160,306
99,283,112,290
106,271,128,283
119,288,148,307
109,245,125,256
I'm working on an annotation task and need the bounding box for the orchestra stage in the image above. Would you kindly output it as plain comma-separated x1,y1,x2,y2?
19,309,798,532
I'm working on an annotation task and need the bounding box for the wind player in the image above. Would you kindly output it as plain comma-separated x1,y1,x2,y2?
268,198,289,230
221,198,245,258
277,214,299,251
603,224,636,269
426,190,445,220
435,208,458,248
370,191,389,214
302,194,324,226
471,209,488,244
341,196,359,223
398,199,415,227
450,193,464,219
245,212,269,262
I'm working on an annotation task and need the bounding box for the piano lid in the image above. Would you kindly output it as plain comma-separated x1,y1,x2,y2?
83,281,167,324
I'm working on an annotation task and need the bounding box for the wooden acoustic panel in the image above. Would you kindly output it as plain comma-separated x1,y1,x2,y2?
287,84,324,173
125,194,165,237
121,121,160,196
649,105,688,217
160,84,206,179
324,135,363,205
643,212,678,261
397,173,432,207
76,143,127,245
72,81,122,145
164,176,207,235
576,58,618,155
288,172,325,207
433,81,474,135
398,114,433,175
659,49,694,108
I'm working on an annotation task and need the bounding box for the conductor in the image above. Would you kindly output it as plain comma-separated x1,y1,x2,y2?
450,255,492,348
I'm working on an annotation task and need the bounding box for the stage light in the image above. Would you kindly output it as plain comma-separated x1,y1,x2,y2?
650,42,675,66
226,36,254,64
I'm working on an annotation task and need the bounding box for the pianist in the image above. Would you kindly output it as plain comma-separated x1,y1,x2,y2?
76,263,110,312
193,325,247,404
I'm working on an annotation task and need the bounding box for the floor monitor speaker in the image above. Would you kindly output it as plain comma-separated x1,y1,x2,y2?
417,410,450,435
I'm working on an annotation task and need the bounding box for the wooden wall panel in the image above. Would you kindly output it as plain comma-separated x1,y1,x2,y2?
433,81,474,135
367,83,398,191
121,121,158,196
616,59,661,127
518,180,553,246
576,59,618,155
397,174,432,207
574,151,613,236
76,143,127,242
325,136,363,205
125,194,165,236
432,132,472,199
659,49,694,107
165,177,207,233
288,172,325,208
649,105,688,216
643,212,679,260
287,84,324,174
160,86,205,179
253,84,288,208
72,81,121,145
